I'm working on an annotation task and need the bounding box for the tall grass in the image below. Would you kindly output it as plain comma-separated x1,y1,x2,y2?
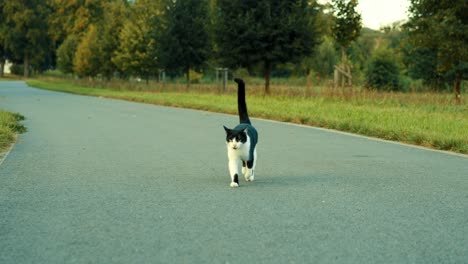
27,78,468,154
0,110,26,153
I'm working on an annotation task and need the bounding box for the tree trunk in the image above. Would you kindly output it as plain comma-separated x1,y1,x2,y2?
264,61,271,95
23,54,29,78
341,46,346,63
454,76,461,104
186,67,190,91
0,58,4,77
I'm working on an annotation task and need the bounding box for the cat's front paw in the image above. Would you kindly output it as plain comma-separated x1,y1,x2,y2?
230,182,239,188
246,175,254,182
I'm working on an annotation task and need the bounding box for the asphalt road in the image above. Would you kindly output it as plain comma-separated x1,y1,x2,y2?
1,81,467,264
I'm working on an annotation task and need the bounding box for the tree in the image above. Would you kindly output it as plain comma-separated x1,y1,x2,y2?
112,0,160,82
97,1,130,80
331,0,362,62
57,35,79,74
159,0,212,87
74,24,100,77
1,0,52,78
48,0,111,75
401,38,441,89
215,0,321,94
405,0,467,102
48,0,108,40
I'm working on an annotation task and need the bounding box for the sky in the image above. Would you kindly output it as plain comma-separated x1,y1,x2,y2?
318,0,411,30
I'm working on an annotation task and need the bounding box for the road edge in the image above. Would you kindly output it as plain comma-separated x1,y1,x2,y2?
0,137,17,167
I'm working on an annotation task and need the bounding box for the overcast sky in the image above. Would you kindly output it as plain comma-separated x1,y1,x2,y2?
318,0,410,30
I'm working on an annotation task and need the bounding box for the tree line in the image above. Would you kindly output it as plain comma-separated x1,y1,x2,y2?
0,0,466,98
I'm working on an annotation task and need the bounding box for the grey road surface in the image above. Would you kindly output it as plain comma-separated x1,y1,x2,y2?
1,81,467,263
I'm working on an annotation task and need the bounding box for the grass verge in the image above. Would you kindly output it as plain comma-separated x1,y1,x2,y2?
0,110,26,153
27,79,468,154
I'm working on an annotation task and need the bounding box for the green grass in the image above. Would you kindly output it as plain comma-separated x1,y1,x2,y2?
0,110,26,153
27,78,468,154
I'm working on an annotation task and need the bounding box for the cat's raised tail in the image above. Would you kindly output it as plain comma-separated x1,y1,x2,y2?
234,78,251,125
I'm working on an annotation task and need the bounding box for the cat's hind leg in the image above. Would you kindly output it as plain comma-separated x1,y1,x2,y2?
242,161,247,177
245,148,257,182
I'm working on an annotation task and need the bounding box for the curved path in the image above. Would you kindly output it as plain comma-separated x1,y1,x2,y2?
1,81,467,263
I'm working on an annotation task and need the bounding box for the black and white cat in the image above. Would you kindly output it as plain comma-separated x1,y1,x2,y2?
223,78,258,188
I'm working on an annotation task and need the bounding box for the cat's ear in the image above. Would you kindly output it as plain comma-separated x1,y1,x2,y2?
223,126,231,134
243,128,248,135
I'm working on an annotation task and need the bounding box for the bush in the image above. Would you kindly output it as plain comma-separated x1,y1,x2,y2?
366,48,401,91
9,64,34,77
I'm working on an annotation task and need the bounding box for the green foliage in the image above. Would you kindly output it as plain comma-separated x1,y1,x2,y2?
48,0,108,39
57,35,78,74
159,0,212,83
401,43,441,89
74,25,100,77
112,0,160,81
215,0,322,93
1,0,52,77
405,0,467,96
366,48,401,91
309,36,339,78
9,64,28,76
97,1,130,80
49,0,116,75
331,0,362,59
347,33,374,79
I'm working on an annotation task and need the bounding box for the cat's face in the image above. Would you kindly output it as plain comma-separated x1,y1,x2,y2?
223,126,247,150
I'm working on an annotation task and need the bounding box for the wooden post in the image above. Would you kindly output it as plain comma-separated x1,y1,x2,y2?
216,68,220,91
216,68,228,93
454,76,461,104
334,64,353,96
334,67,339,90
223,68,228,93
158,69,165,83
341,64,345,89
347,65,352,86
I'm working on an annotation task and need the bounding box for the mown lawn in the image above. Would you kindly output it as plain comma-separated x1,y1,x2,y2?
27,79,468,154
